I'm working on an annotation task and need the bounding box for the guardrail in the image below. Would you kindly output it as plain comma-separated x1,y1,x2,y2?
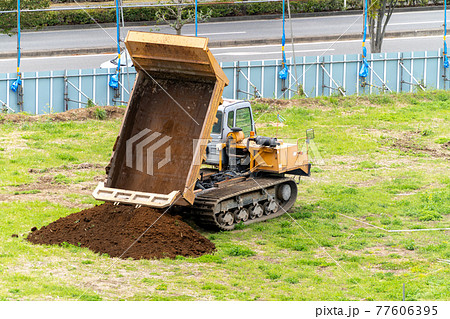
0,49,448,114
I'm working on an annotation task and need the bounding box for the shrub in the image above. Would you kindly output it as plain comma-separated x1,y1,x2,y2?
94,108,107,120
86,99,95,108
51,0,109,3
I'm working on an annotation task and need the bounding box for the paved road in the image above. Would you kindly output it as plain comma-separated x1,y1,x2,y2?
0,10,447,72
0,10,446,53
0,34,444,73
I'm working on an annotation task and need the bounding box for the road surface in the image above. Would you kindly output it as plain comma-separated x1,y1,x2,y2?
0,35,444,73
0,9,446,53
0,10,446,72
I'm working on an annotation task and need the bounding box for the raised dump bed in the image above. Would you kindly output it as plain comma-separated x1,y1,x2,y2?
93,31,229,208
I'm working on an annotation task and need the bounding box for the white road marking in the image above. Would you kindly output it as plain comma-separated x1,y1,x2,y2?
390,10,441,16
389,20,442,26
185,31,246,36
384,35,442,41
211,35,443,52
0,53,114,62
211,40,360,51
214,49,335,56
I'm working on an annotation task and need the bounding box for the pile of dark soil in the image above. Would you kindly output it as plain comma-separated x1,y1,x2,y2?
27,203,215,260
1,106,125,123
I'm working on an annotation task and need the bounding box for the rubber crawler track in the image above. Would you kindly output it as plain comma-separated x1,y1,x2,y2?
191,176,297,230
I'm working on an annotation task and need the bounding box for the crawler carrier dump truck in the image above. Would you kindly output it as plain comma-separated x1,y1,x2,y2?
93,31,312,230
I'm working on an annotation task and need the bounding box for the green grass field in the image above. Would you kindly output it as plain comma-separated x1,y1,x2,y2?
0,91,448,300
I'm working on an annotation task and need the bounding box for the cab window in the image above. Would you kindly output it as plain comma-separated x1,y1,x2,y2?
227,111,235,129
211,111,223,134
235,107,252,136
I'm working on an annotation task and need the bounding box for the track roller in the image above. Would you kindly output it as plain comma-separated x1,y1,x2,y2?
218,211,234,226
235,208,249,222
263,199,277,215
193,177,298,230
250,204,264,219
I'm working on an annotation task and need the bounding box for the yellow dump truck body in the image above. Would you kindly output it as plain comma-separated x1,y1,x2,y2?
93,32,228,208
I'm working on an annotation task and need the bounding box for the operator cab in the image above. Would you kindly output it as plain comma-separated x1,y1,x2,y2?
206,99,256,166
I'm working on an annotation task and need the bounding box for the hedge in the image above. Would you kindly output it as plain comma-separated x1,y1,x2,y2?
1,0,448,32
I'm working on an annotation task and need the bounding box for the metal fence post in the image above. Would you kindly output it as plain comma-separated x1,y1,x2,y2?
400,53,404,92
443,61,447,90
236,61,240,100
113,86,120,106
64,70,69,111
17,85,23,112
321,57,325,96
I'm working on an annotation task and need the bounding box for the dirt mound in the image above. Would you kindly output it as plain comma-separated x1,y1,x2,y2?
27,203,215,260
1,106,125,123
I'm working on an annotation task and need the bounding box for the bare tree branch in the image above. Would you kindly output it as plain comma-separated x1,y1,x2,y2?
155,0,211,36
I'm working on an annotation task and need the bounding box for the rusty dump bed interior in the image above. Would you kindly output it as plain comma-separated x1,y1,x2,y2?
93,31,228,208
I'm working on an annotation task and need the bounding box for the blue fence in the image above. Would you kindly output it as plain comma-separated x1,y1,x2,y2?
0,49,448,114
222,50,448,100
0,69,136,114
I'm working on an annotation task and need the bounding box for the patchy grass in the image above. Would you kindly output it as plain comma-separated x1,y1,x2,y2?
0,91,449,300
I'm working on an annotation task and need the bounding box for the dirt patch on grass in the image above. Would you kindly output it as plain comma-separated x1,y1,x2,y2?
0,131,28,152
252,98,333,111
255,121,287,129
372,130,450,158
1,177,98,209
28,163,104,174
27,203,215,260
0,164,106,208
0,106,125,123
390,136,449,158
254,98,295,108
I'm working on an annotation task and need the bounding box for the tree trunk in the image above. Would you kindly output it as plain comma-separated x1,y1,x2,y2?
367,0,397,54
176,5,182,35
372,39,382,53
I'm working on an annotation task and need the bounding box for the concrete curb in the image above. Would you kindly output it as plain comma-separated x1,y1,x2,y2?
0,47,117,59
0,28,444,59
